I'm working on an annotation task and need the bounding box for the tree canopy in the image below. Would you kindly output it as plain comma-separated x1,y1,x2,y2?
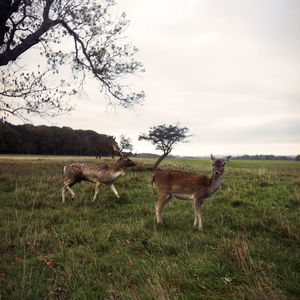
0,0,145,121
139,123,190,169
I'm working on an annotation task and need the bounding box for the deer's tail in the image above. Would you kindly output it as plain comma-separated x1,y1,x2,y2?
62,166,67,179
152,174,157,193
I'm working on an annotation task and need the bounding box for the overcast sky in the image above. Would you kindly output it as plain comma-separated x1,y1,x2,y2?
9,0,300,156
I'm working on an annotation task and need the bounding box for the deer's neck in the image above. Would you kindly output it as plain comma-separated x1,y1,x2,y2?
208,174,222,196
101,160,125,181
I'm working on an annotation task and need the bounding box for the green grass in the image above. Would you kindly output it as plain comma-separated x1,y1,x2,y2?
0,156,299,299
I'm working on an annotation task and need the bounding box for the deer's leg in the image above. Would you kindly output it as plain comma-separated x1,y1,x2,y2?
62,186,67,203
108,183,119,199
156,193,171,223
92,182,102,202
66,184,76,200
62,179,76,203
194,199,203,230
193,207,198,227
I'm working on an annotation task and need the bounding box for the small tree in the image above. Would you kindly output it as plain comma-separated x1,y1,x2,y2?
139,124,190,169
295,155,300,161
119,134,133,154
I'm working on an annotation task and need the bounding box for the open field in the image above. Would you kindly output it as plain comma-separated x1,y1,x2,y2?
0,155,299,299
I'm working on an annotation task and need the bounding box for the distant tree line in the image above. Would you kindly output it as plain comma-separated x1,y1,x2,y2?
0,122,116,156
235,154,294,161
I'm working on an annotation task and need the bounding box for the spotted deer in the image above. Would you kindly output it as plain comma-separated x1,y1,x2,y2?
62,146,135,203
152,155,231,230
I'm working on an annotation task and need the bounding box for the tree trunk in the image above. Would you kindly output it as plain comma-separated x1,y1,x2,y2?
153,153,168,170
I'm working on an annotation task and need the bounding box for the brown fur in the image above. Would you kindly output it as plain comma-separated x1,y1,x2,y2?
153,171,212,198
153,155,231,230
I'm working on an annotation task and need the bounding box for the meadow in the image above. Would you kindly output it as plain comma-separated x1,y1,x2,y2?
0,155,299,299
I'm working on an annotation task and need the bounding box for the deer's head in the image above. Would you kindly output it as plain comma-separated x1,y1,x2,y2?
115,155,136,169
211,154,231,176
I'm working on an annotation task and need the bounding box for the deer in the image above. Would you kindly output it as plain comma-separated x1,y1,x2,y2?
62,143,136,203
152,154,231,230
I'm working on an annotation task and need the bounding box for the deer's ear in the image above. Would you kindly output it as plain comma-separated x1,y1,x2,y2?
210,154,215,161
225,156,231,163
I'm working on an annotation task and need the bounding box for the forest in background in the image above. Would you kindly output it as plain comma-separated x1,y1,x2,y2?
0,122,298,160
0,122,114,156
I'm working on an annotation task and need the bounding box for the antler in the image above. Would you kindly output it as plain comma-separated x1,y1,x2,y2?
111,141,124,158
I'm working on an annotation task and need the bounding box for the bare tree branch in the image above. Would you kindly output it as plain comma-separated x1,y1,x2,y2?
0,0,145,120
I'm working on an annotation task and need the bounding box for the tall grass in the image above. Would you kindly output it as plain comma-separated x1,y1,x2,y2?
0,156,299,299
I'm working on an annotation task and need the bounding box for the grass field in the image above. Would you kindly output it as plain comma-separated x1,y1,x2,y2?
0,155,299,299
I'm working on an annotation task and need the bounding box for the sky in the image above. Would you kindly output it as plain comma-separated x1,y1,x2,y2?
7,0,300,156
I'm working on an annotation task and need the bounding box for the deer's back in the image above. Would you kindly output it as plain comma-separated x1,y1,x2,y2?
65,163,110,180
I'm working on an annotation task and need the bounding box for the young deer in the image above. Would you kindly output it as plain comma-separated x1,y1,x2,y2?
62,151,135,203
152,155,231,230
